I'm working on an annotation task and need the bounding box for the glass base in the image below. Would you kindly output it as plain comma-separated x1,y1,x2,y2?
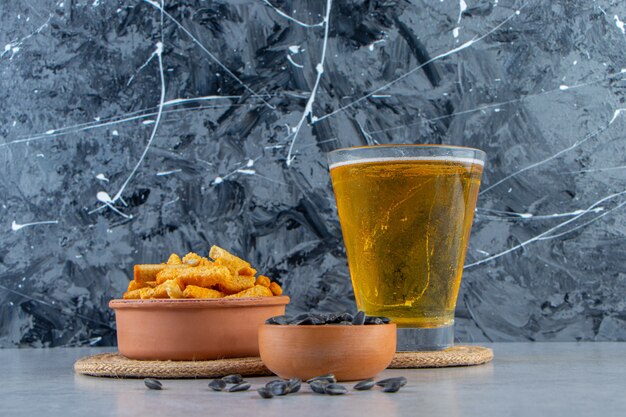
396,323,454,351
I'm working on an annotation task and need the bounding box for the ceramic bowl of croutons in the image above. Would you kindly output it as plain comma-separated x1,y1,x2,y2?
110,246,289,360
111,296,289,360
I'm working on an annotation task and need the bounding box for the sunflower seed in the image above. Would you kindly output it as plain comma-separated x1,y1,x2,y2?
352,311,366,325
229,382,251,392
257,387,274,399
325,383,348,395
310,313,327,323
265,379,284,388
325,313,341,323
364,317,384,325
144,378,162,390
222,374,243,384
266,315,289,325
353,379,376,391
208,379,227,391
268,381,289,396
289,313,310,324
376,377,407,387
338,313,354,322
309,380,328,394
307,374,336,384
287,378,301,393
382,381,404,393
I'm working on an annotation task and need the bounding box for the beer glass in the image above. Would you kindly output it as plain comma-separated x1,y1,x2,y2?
328,145,485,350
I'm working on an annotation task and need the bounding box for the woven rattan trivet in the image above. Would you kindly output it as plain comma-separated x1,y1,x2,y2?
74,346,492,378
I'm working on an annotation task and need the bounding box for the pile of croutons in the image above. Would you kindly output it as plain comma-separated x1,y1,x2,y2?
123,246,282,300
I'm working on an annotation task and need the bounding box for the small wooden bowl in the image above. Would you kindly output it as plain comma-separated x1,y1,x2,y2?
110,297,289,360
258,323,396,381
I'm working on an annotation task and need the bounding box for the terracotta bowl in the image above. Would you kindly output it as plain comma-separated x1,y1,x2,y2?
110,297,289,360
258,323,396,381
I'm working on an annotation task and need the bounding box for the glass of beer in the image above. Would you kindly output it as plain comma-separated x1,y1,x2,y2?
328,145,484,350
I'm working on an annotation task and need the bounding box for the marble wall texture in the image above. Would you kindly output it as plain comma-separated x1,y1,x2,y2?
1,0,625,347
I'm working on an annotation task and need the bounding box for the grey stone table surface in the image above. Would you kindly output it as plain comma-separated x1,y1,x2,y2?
2,343,624,417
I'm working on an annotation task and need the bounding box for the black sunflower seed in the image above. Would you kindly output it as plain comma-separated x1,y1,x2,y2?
352,311,366,325
338,313,354,322
289,313,310,324
229,382,251,392
309,313,326,323
144,378,162,390
208,379,227,391
257,387,274,399
266,315,289,325
222,374,243,384
376,377,407,387
325,313,341,323
269,381,289,396
309,380,328,394
307,374,336,384
382,381,404,393
287,378,301,394
325,383,348,395
353,379,376,391
364,317,384,325
265,379,284,388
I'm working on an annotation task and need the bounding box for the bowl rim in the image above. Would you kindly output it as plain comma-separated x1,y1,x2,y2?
260,322,397,330
109,295,290,309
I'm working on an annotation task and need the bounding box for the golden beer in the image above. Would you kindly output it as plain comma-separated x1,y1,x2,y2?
330,153,483,328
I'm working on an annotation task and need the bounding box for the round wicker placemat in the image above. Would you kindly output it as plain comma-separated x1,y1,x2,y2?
391,345,493,368
74,346,492,379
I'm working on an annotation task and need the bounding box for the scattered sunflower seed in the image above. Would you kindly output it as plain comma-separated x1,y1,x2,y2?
352,311,366,325
325,383,348,395
287,378,302,394
144,378,162,390
353,379,376,391
376,377,407,388
257,387,274,399
307,374,337,384
309,380,329,394
265,380,284,389
228,382,251,392
268,381,289,396
208,379,227,391
382,381,404,393
222,374,243,384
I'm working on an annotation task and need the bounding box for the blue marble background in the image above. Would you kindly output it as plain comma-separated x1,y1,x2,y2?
0,0,625,347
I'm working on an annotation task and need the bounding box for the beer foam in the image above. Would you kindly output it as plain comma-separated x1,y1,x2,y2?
329,156,485,170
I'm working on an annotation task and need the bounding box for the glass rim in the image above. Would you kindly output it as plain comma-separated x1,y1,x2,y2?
329,143,485,155
328,144,486,170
